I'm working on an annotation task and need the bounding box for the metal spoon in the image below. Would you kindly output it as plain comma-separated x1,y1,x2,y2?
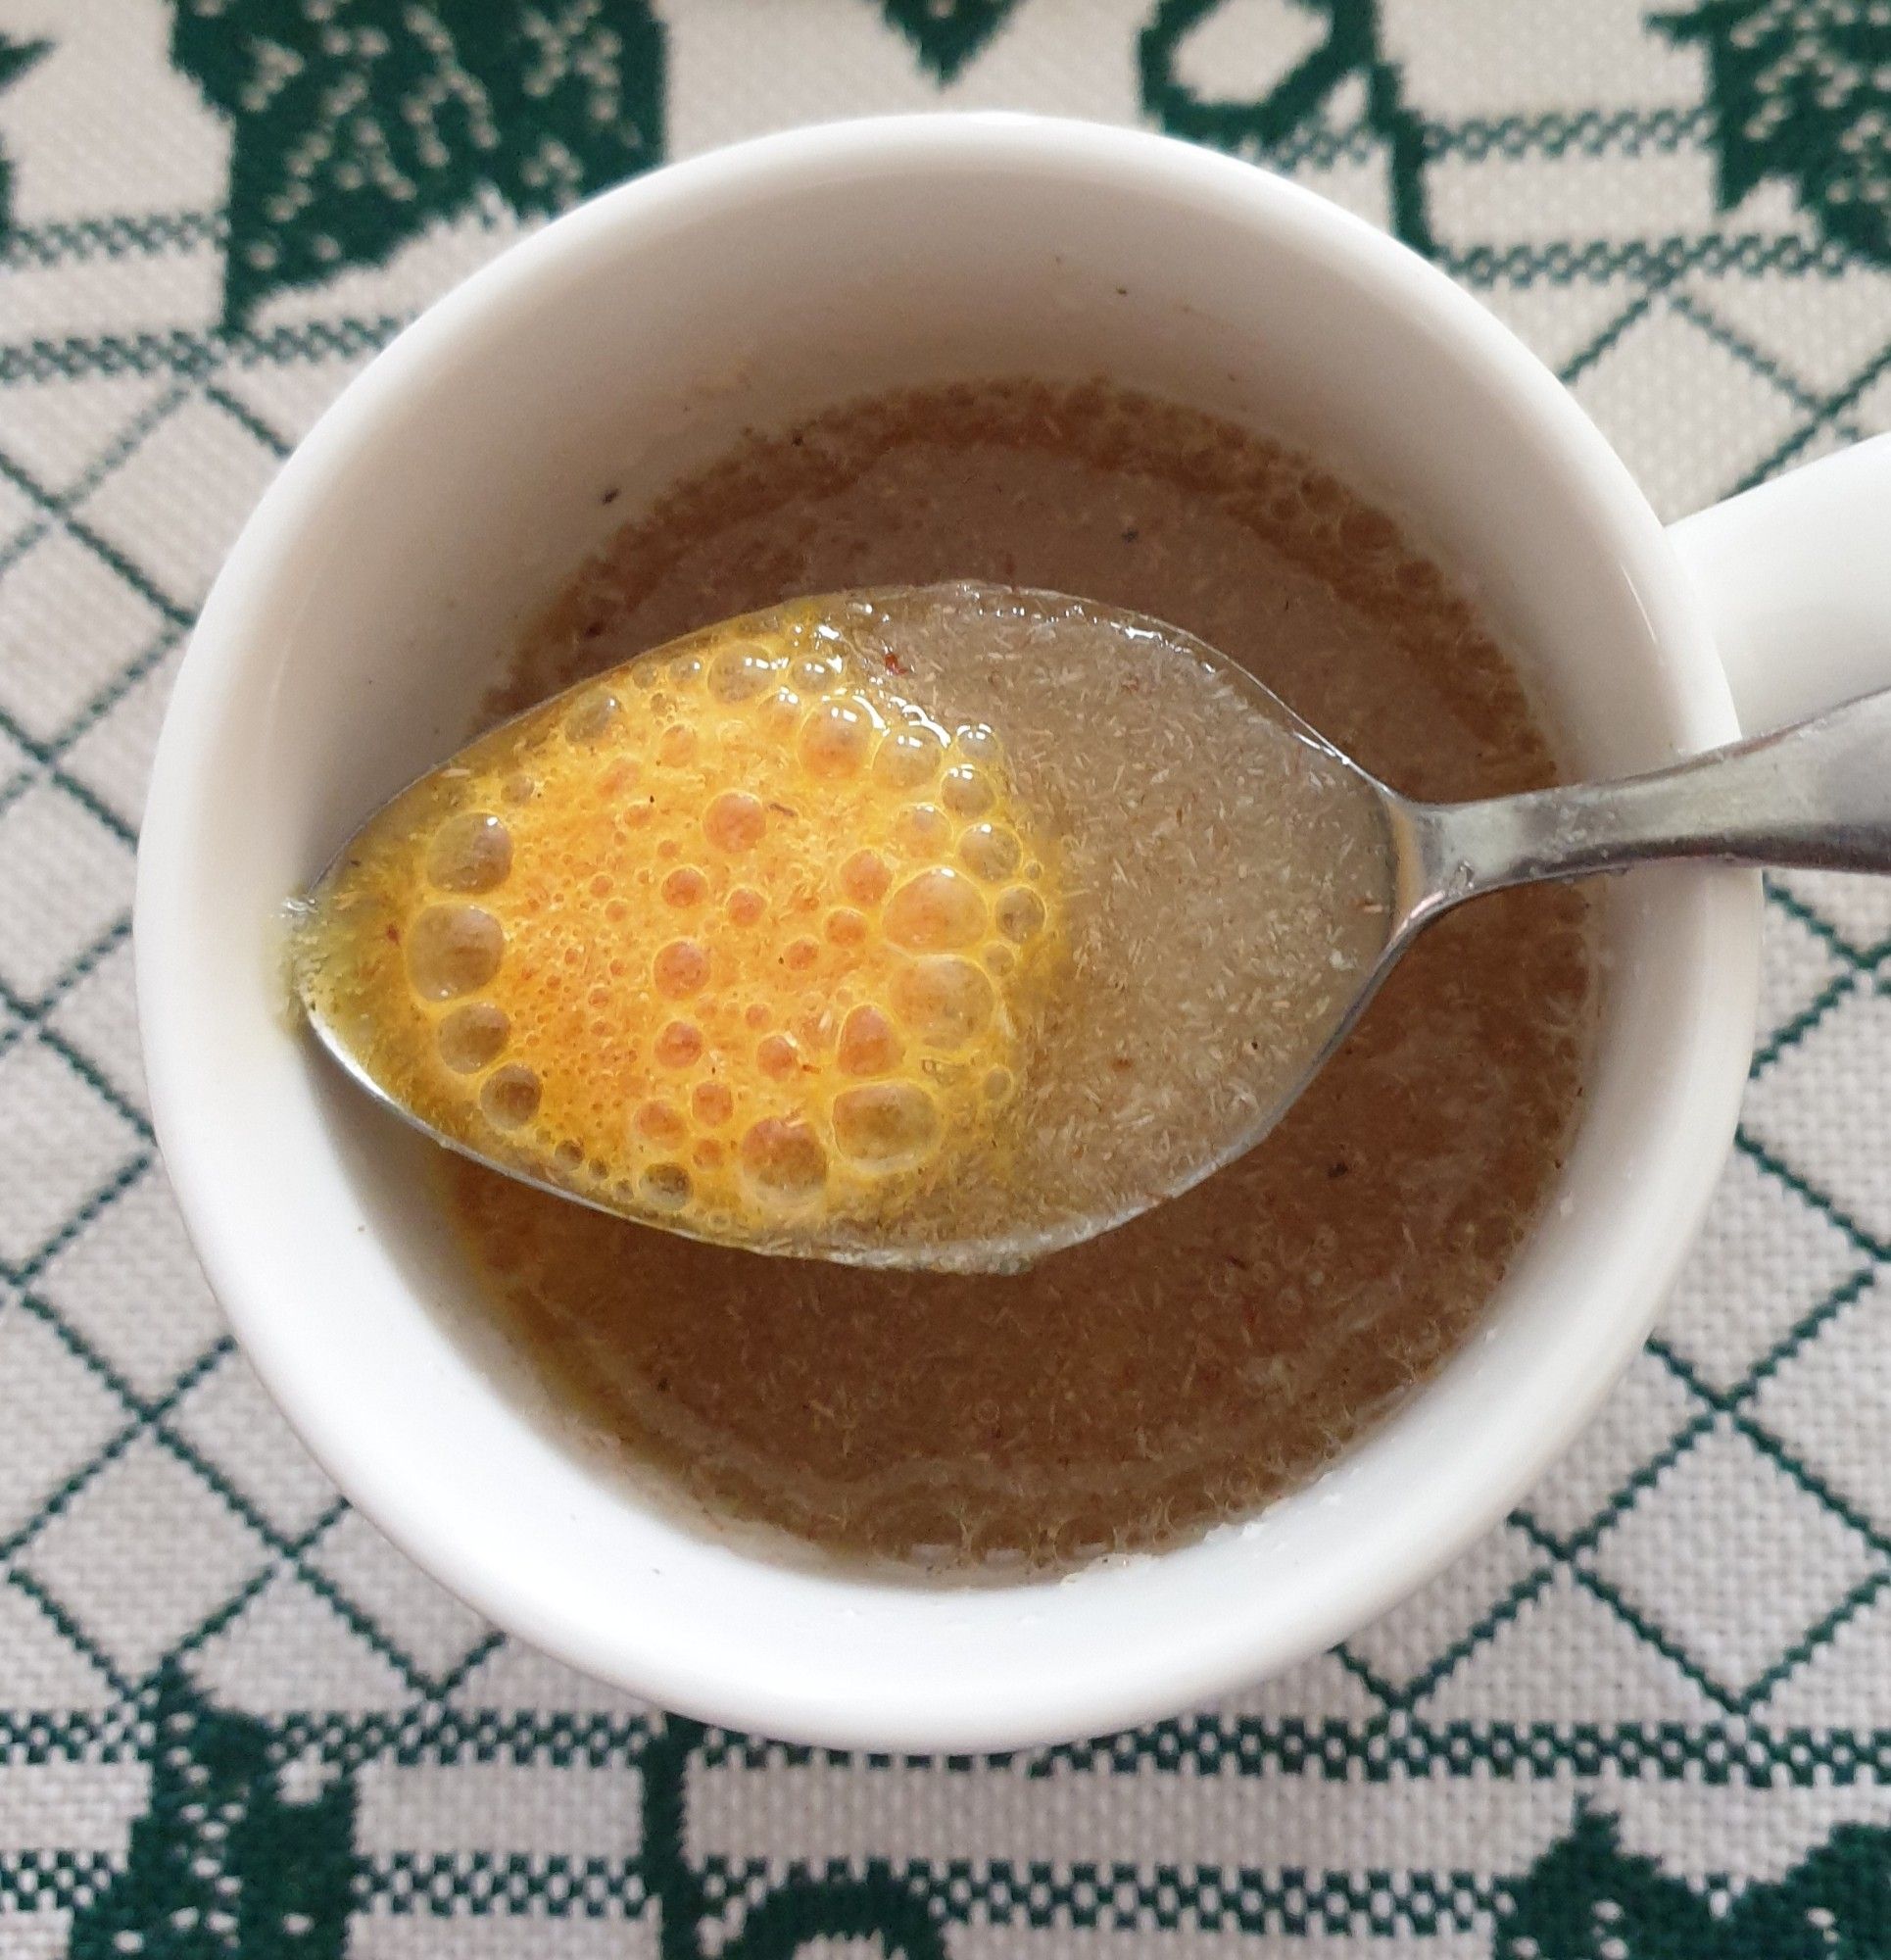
295,582,1891,1273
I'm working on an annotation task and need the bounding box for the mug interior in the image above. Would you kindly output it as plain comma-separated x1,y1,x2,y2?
136,119,1757,1748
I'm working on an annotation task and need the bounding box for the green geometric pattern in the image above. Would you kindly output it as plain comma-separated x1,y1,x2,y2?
3,2,1891,1955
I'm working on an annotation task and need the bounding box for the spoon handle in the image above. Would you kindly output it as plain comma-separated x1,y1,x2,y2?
1396,685,1891,930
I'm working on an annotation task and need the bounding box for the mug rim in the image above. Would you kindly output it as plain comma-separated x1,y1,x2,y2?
135,113,1760,1747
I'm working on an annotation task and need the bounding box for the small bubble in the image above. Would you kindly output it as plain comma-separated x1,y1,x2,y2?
995,887,1047,943
790,652,844,691
707,640,779,703
666,653,706,689
954,723,1000,764
825,907,867,948
480,1064,541,1129
759,687,802,736
840,849,891,905
635,1101,687,1148
654,939,708,998
833,1082,942,1170
426,811,511,893
692,1080,734,1127
502,773,536,805
757,1033,799,1078
958,823,1020,882
436,1001,509,1072
894,804,951,857
885,867,986,951
639,1162,693,1211
891,956,994,1050
727,887,765,927
694,1138,725,1169
703,790,765,853
873,726,944,790
563,690,619,742
983,942,1017,978
740,1116,828,1204
838,1004,901,1077
656,723,698,766
983,1066,1014,1103
655,1020,703,1068
745,1002,769,1029
940,765,994,818
783,938,819,971
799,698,874,778
407,905,503,1000
662,865,707,908
554,1140,584,1172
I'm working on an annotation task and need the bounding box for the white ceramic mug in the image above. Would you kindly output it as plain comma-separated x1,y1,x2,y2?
135,116,1891,1751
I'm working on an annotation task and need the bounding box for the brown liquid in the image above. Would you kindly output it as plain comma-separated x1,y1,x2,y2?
444,379,1595,1574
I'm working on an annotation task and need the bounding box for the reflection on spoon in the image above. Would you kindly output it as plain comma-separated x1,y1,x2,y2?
291,583,1393,1271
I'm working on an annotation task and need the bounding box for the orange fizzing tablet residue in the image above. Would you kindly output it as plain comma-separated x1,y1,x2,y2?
293,606,1061,1251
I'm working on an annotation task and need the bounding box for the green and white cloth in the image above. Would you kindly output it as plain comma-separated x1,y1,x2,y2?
4,3,1891,1954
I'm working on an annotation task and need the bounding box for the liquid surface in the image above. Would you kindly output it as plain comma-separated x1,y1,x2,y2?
445,378,1595,1573
300,585,1392,1267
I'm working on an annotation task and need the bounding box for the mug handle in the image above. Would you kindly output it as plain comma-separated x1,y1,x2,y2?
1668,434,1891,737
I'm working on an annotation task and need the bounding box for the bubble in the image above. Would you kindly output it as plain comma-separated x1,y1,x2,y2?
783,938,818,972
799,698,874,778
891,956,994,1050
873,726,944,790
885,867,986,952
426,811,512,893
740,1116,828,1205
954,723,1000,764
479,1064,541,1130
833,1083,942,1171
629,656,663,691
692,1081,734,1127
995,887,1047,944
502,774,536,805
635,1100,687,1148
983,942,1018,978
958,823,1021,882
838,1004,902,1077
554,1140,584,1172
563,690,619,742
894,804,951,857
655,1020,703,1068
825,907,867,948
727,887,765,927
436,1002,509,1073
654,939,708,998
940,765,994,818
703,790,765,853
757,1033,799,1079
407,905,503,1000
708,640,780,704
983,1066,1014,1103
657,724,698,766
666,652,706,689
662,865,707,908
760,688,802,737
744,1002,769,1029
639,1163,693,1211
840,850,892,906
791,651,844,692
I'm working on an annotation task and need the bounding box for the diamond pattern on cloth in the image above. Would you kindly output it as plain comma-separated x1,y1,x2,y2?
4,3,1891,1956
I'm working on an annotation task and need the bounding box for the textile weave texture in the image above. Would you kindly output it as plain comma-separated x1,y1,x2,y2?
4,2,1891,1955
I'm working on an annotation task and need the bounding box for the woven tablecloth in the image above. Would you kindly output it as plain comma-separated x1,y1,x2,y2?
5,3,1891,1954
